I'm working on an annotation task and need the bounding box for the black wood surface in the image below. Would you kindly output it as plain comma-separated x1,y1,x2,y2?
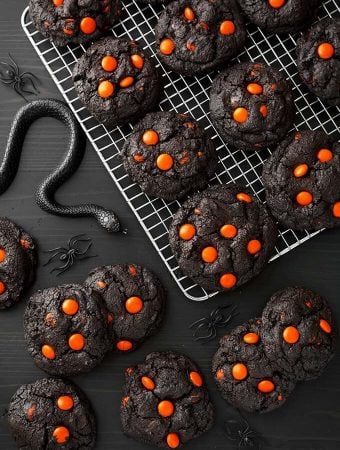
0,4,340,450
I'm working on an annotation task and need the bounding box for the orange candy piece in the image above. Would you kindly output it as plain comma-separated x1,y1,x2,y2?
125,296,143,314
236,192,252,203
57,395,74,411
233,107,249,123
317,43,335,60
98,80,115,98
243,332,259,344
142,129,159,146
247,83,263,95
296,191,313,206
260,105,268,118
160,38,176,55
189,371,203,387
247,239,262,255
62,298,79,315
201,246,218,263
283,326,300,344
268,0,285,8
101,56,118,72
215,369,225,380
319,319,331,334
42,344,56,360
53,0,64,6
179,223,196,240
293,163,309,178
167,433,180,449
68,334,85,351
158,400,174,417
117,340,133,351
0,249,6,263
317,148,333,162
184,7,195,21
53,426,70,444
0,280,6,295
220,224,237,238
97,280,107,289
333,202,340,218
258,379,275,393
220,273,237,289
80,17,97,34
157,153,174,171
20,239,30,249
131,54,144,69
141,376,155,390
220,20,236,35
231,363,248,380
119,76,134,88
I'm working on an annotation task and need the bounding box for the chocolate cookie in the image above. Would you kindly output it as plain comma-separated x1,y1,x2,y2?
8,377,96,449
121,111,218,201
155,0,246,76
121,351,214,448
261,287,337,381
209,61,295,151
85,263,165,352
212,319,296,413
262,130,340,231
237,0,320,34
29,0,121,47
0,218,37,309
73,37,161,128
296,18,340,106
169,184,277,292
24,284,111,376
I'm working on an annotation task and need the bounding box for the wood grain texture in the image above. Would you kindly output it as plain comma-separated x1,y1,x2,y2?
0,4,340,450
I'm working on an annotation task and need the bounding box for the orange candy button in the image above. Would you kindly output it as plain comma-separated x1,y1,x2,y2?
317,148,333,162
319,319,331,334
42,344,56,360
189,371,203,387
184,7,195,21
233,107,249,123
0,249,6,263
68,334,85,351
232,363,248,380
142,129,159,146
167,433,180,449
157,153,174,171
247,83,263,95
201,246,218,263
20,239,30,249
283,326,300,344
0,280,6,295
101,55,118,72
62,298,79,315
243,332,259,344
258,380,275,393
158,400,174,417
98,80,115,98
160,38,176,55
216,369,225,380
268,0,285,8
333,202,340,218
53,426,70,444
80,17,97,34
53,0,64,6
293,163,309,178
220,20,236,35
97,280,107,289
220,224,237,238
247,239,262,255
260,105,268,118
236,192,252,203
117,340,133,351
296,191,313,206
131,54,144,69
317,43,335,60
125,296,143,314
119,76,134,88
179,223,196,240
220,273,237,289
141,376,155,390
57,395,74,411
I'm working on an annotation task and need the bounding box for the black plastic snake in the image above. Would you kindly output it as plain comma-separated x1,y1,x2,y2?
0,98,122,233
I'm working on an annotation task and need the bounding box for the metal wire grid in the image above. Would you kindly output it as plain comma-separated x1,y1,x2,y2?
21,1,340,301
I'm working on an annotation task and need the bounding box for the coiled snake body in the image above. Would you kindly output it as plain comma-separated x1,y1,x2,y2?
0,98,121,233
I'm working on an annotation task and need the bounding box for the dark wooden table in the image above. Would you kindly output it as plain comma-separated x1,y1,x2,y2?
1,4,340,450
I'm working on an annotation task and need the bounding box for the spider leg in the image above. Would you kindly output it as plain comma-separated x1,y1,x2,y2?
216,306,239,327
69,234,89,248
43,246,67,253
195,325,215,342
76,254,97,261
43,250,65,266
8,53,20,75
52,254,74,275
19,77,39,96
74,241,93,256
0,79,15,85
13,81,28,102
188,317,207,329
192,322,210,339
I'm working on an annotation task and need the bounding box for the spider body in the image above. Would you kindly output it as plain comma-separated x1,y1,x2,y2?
0,54,39,101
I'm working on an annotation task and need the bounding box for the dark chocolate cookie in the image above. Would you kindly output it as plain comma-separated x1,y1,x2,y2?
85,263,165,352
121,351,214,448
0,218,37,309
209,61,295,151
121,111,218,201
296,18,340,106
29,0,121,47
169,184,277,292
237,0,320,34
73,36,161,128
261,287,337,381
8,377,96,449
263,130,340,231
24,284,111,376
155,0,246,76
212,318,296,413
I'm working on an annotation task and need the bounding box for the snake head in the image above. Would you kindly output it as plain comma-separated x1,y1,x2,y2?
97,209,123,233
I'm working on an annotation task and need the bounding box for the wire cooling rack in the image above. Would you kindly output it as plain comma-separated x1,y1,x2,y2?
21,1,340,301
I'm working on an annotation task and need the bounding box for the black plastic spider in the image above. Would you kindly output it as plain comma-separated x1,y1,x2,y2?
0,53,39,101
225,414,260,448
189,304,238,343
43,234,97,275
